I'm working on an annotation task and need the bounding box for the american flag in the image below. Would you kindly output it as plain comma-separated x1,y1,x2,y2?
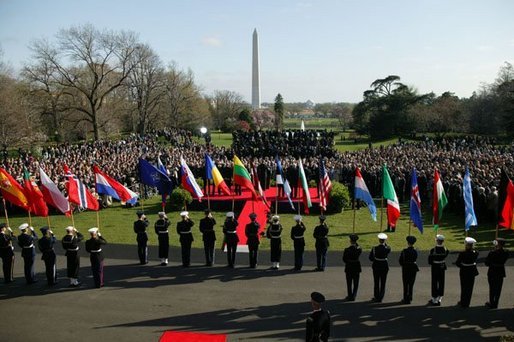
319,159,332,211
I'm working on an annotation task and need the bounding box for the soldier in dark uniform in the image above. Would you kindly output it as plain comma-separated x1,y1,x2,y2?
133,210,149,264
155,212,170,266
176,211,194,267
62,226,83,287
17,223,38,284
399,236,419,304
343,234,361,301
456,237,479,308
37,226,57,286
85,227,107,288
223,212,239,268
199,209,216,266
245,213,260,268
291,215,306,271
267,215,283,269
369,233,391,302
428,234,449,306
313,215,329,271
306,291,331,342
0,223,15,283
485,238,509,309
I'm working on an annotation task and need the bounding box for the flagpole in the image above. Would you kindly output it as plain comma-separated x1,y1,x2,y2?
206,179,211,210
379,197,384,232
2,198,10,228
28,210,32,227
495,224,499,239
46,215,51,230
139,184,145,212
408,219,411,236
275,184,279,215
96,210,100,229
352,200,356,233
70,204,76,228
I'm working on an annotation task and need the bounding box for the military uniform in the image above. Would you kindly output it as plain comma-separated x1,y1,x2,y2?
223,215,239,268
342,235,361,301
485,239,509,309
37,228,57,285
176,214,194,267
399,237,419,304
266,219,282,269
154,216,170,265
62,228,84,286
17,225,38,284
290,219,306,271
85,230,107,288
369,234,391,302
428,238,449,305
455,238,479,308
133,215,149,264
313,219,329,271
306,292,331,342
245,218,260,268
199,213,216,266
0,225,15,283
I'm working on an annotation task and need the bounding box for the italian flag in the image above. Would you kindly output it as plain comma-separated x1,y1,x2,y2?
298,159,312,214
382,165,400,227
233,155,258,198
432,169,448,229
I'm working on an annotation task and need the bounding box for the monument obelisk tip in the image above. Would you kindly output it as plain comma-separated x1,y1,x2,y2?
252,29,261,110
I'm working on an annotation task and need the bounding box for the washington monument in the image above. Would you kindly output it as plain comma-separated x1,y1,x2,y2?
252,28,260,110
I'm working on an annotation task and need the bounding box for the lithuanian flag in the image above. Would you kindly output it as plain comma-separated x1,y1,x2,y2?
233,155,258,198
0,167,29,210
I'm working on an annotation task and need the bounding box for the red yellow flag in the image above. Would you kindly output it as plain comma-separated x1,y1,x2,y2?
0,167,29,210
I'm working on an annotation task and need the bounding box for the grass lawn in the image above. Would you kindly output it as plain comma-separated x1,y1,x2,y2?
6,195,511,252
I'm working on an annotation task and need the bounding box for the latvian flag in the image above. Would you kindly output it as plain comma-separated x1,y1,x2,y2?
63,164,99,211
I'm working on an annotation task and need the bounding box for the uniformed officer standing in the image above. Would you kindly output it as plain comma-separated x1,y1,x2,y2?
343,234,361,301
199,209,216,266
306,291,331,342
62,226,83,287
133,210,149,265
313,215,329,271
369,233,391,302
155,212,170,266
177,211,194,267
37,226,57,286
428,234,449,306
223,212,239,268
85,227,107,288
455,237,479,308
17,223,38,284
485,238,509,309
0,223,15,283
267,215,283,270
291,215,306,271
399,236,419,304
245,213,260,268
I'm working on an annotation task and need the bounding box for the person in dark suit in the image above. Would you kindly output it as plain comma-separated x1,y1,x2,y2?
456,237,479,308
176,211,194,267
154,212,170,266
399,236,419,304
85,227,107,288
428,234,449,306
17,223,38,284
369,233,391,302
37,226,57,286
199,209,216,266
245,213,260,268
485,238,509,309
343,234,361,301
313,216,329,271
62,226,83,287
223,212,239,268
291,215,306,271
0,223,15,283
133,210,149,264
306,291,331,342
267,215,283,269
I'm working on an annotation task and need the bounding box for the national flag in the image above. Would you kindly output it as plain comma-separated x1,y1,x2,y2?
275,156,295,210
205,154,231,196
298,159,312,214
138,159,173,204
93,165,138,203
382,165,400,227
157,156,168,175
0,167,29,210
233,155,258,198
250,162,270,209
180,157,204,201
498,169,514,229
319,159,333,211
432,169,448,229
22,168,48,217
463,168,478,231
63,164,99,211
39,167,70,215
354,167,377,221
409,168,423,233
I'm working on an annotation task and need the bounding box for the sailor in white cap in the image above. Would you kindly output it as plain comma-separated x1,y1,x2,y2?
223,211,239,268
17,223,38,284
369,232,391,302
37,226,57,286
455,236,479,308
266,215,283,269
85,227,107,288
62,226,84,287
133,210,149,265
177,211,194,267
154,211,170,266
245,213,260,268
291,215,306,271
0,223,15,283
399,236,419,304
428,234,449,305
485,238,509,309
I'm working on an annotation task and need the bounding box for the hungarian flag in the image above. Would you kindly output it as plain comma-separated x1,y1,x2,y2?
233,155,258,198
22,168,48,217
205,154,231,196
498,169,514,229
39,167,70,215
298,159,312,214
382,165,400,227
432,169,448,229
0,167,29,210
64,164,99,211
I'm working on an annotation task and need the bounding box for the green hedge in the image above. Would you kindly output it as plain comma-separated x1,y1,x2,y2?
170,188,193,211
326,181,350,213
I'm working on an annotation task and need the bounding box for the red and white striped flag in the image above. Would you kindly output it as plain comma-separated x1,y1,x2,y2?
319,159,332,211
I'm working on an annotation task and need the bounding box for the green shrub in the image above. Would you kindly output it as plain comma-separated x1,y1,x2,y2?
326,181,350,213
170,188,193,211
308,180,317,188
196,177,204,188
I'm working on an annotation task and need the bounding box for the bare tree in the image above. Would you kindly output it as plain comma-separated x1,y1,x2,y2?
207,90,247,131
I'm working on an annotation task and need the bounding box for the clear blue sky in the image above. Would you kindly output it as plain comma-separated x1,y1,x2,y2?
1,0,513,103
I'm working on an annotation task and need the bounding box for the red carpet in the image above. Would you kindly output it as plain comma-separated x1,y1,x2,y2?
160,331,226,342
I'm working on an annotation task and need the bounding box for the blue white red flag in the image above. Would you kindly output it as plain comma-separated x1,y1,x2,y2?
180,157,204,201
93,165,138,203
354,168,377,221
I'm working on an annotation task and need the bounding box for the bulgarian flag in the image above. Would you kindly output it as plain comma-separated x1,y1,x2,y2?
233,155,258,198
298,158,312,214
382,165,400,227
432,169,448,229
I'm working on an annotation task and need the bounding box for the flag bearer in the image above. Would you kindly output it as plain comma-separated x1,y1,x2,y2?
155,212,170,266
428,234,449,306
313,215,329,271
133,210,149,264
200,209,216,266
17,223,38,284
290,215,306,271
223,212,239,268
399,236,419,304
369,233,390,302
85,227,106,288
62,226,83,287
306,291,331,342
343,234,361,301
485,238,509,309
456,237,479,308
266,215,283,269
245,213,260,268
0,223,15,283
177,211,194,267
37,226,57,286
